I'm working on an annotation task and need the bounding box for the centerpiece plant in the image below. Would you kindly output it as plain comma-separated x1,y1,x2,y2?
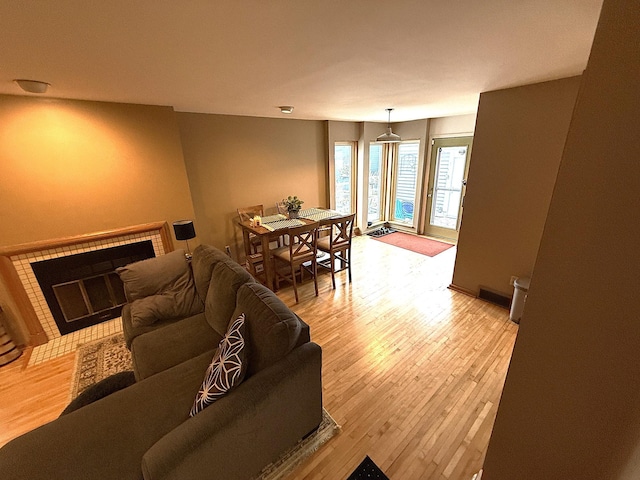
283,195,304,218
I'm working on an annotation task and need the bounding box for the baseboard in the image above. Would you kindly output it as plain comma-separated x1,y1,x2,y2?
449,284,512,310
448,284,476,297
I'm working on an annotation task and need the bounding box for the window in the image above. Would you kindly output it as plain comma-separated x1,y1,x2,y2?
366,140,422,228
333,142,356,214
368,144,384,223
391,141,419,224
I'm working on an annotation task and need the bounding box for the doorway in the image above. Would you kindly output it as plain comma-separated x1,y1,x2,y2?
424,137,473,241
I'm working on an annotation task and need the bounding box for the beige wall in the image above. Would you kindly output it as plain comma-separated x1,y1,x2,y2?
0,95,195,345
176,113,328,257
483,0,640,478
451,76,581,296
0,95,195,246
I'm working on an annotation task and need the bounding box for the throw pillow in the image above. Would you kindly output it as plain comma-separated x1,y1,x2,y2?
116,249,189,302
190,313,249,416
128,264,203,327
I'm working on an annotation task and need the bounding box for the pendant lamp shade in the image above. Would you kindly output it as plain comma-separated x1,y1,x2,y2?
376,108,402,143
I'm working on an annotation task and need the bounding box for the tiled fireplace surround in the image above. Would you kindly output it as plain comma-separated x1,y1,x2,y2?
0,222,173,364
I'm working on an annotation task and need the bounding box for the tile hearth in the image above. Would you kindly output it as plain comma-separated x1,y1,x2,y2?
28,317,122,365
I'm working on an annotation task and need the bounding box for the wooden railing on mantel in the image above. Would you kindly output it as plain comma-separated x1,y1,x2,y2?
0,222,174,347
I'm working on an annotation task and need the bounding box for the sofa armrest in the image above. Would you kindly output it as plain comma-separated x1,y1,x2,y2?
141,342,323,480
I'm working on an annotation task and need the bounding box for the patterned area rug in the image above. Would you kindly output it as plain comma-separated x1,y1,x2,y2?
255,408,340,480
70,333,133,399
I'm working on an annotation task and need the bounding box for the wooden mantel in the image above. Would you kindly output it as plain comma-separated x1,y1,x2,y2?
0,222,173,257
0,222,174,347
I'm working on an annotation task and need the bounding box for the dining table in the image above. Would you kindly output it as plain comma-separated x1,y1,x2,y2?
238,208,342,291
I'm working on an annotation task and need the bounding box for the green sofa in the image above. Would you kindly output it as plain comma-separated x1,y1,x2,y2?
0,245,323,480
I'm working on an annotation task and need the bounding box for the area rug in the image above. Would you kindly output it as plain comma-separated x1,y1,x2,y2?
70,333,133,399
254,409,341,480
373,231,454,257
347,455,389,480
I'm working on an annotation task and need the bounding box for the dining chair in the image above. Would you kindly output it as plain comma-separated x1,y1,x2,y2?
237,204,265,254
317,213,356,289
275,201,288,215
272,222,319,303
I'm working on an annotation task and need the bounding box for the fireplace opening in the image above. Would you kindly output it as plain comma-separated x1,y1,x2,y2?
31,241,155,335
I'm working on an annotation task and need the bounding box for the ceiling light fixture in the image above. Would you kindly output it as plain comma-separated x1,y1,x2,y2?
376,108,402,143
279,106,294,114
14,79,50,94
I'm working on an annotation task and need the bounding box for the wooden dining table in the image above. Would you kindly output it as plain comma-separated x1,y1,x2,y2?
238,208,342,291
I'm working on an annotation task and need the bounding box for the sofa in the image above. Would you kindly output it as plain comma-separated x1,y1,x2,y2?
0,245,323,480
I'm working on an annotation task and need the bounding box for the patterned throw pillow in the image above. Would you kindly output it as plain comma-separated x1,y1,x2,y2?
190,313,248,416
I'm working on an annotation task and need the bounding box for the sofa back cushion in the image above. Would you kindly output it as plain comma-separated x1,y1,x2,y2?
191,245,231,303
234,282,308,376
205,259,254,336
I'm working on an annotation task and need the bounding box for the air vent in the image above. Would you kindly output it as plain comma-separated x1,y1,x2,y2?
478,287,511,309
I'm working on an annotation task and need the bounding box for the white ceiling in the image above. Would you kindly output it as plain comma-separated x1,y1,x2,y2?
0,0,603,122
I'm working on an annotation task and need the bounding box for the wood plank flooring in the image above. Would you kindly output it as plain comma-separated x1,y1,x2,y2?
0,235,518,480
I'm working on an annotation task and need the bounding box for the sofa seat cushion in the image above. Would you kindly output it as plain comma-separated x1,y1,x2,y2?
234,282,308,376
122,304,186,349
205,258,254,336
131,312,222,380
0,350,215,480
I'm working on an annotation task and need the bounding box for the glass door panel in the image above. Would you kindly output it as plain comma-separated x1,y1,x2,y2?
425,137,473,241
334,143,355,214
431,146,467,228
368,144,384,223
391,141,419,224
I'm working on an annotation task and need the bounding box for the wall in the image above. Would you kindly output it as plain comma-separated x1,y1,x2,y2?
176,113,327,257
0,95,195,245
0,95,195,344
428,113,476,138
483,0,640,478
451,76,581,296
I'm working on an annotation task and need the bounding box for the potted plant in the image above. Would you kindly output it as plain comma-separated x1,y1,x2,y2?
283,195,304,218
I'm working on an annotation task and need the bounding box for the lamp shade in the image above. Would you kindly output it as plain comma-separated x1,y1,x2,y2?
376,108,402,143
173,220,196,240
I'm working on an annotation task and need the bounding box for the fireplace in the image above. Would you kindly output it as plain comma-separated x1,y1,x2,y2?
0,221,173,345
31,241,155,335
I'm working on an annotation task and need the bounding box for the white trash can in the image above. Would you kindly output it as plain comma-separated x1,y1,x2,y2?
509,276,531,324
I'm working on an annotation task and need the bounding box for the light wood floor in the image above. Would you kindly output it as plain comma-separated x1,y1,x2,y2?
0,235,518,480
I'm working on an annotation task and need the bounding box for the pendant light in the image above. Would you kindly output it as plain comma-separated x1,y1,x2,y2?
376,108,401,143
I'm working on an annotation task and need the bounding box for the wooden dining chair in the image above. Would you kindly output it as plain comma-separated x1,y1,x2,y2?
317,213,356,289
272,222,319,303
275,201,288,215
237,204,265,254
